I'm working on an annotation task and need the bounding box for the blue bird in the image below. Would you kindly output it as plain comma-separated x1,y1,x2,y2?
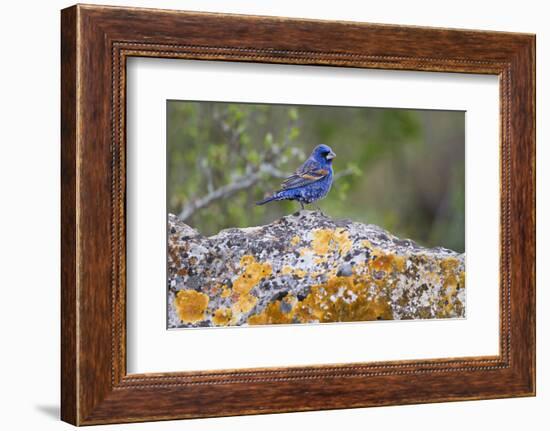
256,144,336,210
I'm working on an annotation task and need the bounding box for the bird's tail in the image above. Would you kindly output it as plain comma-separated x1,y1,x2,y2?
256,193,281,206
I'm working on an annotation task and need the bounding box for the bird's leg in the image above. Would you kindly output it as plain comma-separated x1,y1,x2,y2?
300,201,305,210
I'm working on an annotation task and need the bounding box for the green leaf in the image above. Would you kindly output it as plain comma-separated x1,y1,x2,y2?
288,107,298,121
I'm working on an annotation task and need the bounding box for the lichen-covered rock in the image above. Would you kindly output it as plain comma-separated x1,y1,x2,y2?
167,211,465,328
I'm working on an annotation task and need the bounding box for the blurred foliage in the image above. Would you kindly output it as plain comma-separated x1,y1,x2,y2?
167,101,465,252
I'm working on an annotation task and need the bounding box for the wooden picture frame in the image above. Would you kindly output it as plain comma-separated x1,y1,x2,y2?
61,4,535,425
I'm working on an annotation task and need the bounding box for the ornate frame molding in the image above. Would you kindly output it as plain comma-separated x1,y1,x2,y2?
61,5,535,425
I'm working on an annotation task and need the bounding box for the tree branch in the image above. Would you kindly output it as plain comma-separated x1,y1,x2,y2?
334,166,357,181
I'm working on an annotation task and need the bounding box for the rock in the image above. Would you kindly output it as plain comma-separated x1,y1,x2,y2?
167,211,465,328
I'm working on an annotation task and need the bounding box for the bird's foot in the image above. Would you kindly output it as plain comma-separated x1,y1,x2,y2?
314,206,326,216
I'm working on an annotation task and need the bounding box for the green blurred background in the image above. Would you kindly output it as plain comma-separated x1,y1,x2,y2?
167,101,465,252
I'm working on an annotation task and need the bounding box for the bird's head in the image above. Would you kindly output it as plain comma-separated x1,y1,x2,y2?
311,144,336,164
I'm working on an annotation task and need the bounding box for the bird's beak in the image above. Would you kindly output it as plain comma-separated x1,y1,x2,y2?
327,151,336,160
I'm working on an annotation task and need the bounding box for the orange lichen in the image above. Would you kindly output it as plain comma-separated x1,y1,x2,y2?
212,307,232,326
311,229,333,254
281,266,293,275
294,269,307,278
392,255,406,272
232,255,272,295
227,255,271,319
432,257,465,318
174,290,209,323
314,255,328,265
245,274,394,326
311,228,352,255
248,296,297,325
370,254,393,272
290,236,301,246
440,257,460,274
362,240,373,249
369,253,406,275
333,228,353,255
442,260,459,288
232,293,257,314
295,276,392,323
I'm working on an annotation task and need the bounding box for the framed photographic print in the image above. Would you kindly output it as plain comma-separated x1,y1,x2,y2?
61,4,535,425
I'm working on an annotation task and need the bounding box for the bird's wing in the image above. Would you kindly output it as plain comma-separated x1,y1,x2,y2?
280,158,330,190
